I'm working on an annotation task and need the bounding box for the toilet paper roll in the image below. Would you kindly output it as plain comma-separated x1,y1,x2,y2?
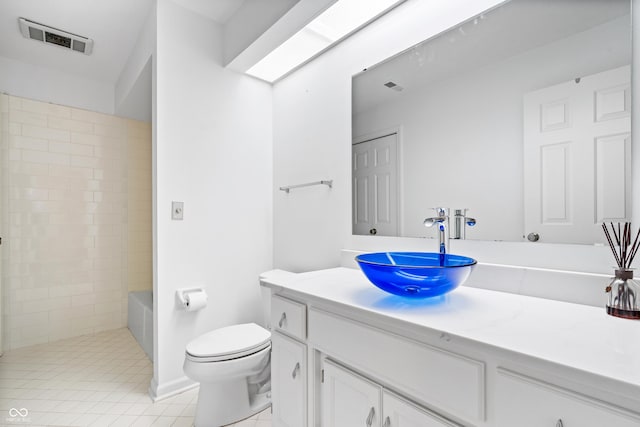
184,290,207,311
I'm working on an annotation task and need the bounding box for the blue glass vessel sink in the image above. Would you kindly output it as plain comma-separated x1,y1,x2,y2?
355,252,477,298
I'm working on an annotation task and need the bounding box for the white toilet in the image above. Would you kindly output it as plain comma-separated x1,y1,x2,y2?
183,322,272,426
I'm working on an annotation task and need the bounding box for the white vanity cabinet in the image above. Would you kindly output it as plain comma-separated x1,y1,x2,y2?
270,295,308,427
495,369,640,427
321,359,461,427
261,267,640,427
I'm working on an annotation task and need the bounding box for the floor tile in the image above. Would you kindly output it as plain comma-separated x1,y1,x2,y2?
89,412,121,426
132,414,160,426
71,412,102,426
171,416,194,427
162,404,187,417
86,400,116,414
111,414,139,426
143,403,169,416
231,418,256,427
151,415,177,426
0,328,272,427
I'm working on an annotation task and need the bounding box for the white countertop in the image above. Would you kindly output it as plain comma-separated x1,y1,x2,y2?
261,267,640,391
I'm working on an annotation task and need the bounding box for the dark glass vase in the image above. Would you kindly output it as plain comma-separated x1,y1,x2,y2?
606,269,640,319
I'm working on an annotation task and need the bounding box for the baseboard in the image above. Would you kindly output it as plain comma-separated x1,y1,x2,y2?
149,375,198,402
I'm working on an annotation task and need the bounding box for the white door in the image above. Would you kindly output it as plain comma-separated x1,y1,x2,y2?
271,332,306,427
322,359,381,427
382,391,460,427
353,133,398,236
523,65,631,243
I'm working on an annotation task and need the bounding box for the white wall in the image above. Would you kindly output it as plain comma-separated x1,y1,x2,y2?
115,3,156,123
151,0,273,399
0,56,115,115
273,0,504,272
353,17,630,241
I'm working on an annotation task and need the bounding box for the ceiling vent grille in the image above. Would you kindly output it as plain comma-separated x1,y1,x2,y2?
384,81,404,92
18,18,93,55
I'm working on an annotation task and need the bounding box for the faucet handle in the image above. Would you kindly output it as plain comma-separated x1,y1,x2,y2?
433,207,449,217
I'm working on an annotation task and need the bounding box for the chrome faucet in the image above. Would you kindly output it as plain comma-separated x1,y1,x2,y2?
423,207,449,259
452,209,476,239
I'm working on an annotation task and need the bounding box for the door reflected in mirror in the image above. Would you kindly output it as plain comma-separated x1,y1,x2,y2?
352,0,631,244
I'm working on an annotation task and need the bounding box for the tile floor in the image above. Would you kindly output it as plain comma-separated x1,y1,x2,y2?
0,328,271,427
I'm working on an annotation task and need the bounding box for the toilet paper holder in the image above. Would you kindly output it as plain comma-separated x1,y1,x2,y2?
176,288,208,311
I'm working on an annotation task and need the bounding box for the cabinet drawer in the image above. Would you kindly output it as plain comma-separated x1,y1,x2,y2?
309,308,485,423
271,295,306,340
495,368,640,427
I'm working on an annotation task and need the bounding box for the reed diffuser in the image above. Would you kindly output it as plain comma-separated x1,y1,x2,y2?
602,222,640,319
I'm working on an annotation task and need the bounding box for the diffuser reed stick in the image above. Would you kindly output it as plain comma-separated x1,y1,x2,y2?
602,222,640,269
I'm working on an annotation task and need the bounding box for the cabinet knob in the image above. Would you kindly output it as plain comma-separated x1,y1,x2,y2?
278,312,287,328
291,362,300,379
383,416,391,427
556,420,563,427
366,407,375,427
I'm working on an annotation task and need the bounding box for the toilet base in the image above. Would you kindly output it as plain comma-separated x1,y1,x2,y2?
194,379,270,427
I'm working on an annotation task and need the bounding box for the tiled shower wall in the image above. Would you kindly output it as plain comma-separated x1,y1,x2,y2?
0,94,151,350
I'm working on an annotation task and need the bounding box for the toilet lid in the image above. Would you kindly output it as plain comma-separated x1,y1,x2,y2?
186,323,271,360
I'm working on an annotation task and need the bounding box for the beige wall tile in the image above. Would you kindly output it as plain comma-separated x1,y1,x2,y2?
9,122,21,135
48,116,94,133
21,99,71,118
22,124,70,142
94,123,126,138
49,141,94,157
22,149,69,166
10,110,48,127
3,96,152,350
70,154,103,169
11,161,49,176
10,135,48,151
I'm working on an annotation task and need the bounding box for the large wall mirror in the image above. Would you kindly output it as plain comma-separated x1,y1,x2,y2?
352,0,631,244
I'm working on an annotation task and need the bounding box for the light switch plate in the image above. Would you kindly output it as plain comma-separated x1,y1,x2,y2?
172,201,184,220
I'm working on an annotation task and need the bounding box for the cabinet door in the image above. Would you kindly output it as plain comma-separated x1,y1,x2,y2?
495,369,640,427
271,332,306,427
322,359,381,427
382,391,460,427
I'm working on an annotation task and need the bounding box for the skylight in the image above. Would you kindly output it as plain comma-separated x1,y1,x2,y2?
246,0,404,83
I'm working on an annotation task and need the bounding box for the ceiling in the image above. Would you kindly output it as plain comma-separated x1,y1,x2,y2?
171,0,246,24
0,0,247,86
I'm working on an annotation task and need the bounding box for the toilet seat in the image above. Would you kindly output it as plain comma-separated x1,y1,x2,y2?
186,323,271,363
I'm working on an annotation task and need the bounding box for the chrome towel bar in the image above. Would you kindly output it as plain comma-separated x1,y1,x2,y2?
279,180,333,193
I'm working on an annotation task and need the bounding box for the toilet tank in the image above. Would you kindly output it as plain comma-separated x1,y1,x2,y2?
259,270,297,331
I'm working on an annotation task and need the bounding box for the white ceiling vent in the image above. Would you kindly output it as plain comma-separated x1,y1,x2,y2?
18,18,93,55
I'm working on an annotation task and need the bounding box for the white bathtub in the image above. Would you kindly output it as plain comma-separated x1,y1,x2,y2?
128,291,153,361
